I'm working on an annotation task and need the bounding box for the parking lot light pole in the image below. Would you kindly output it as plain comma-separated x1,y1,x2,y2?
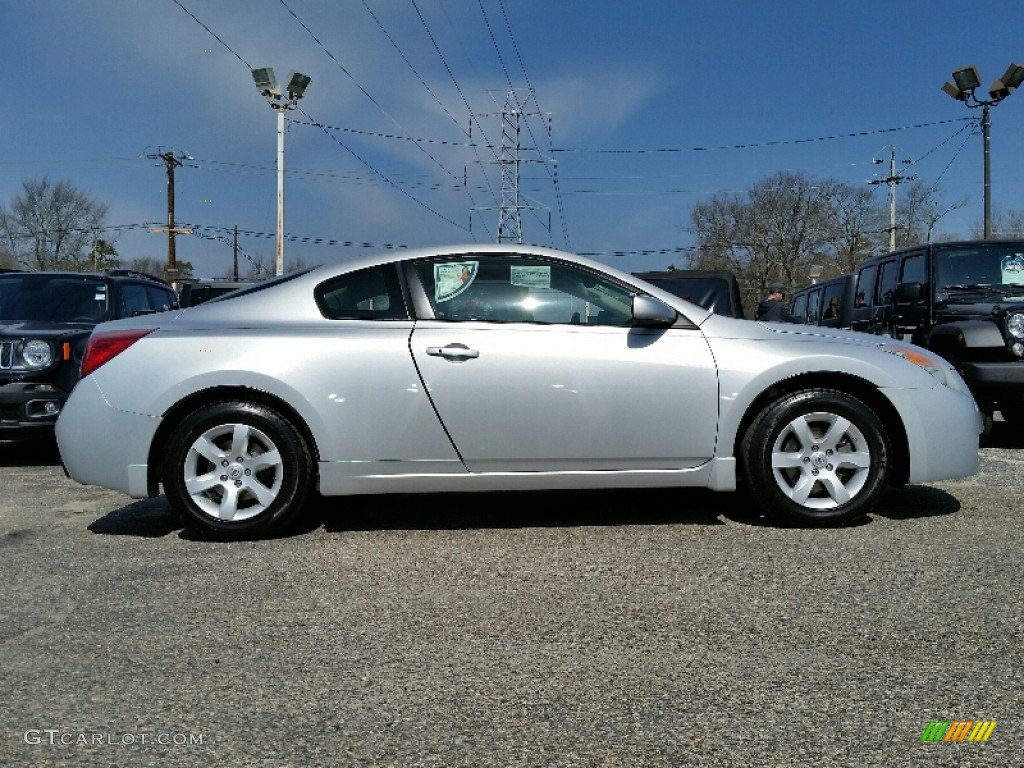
942,63,1024,239
252,68,312,276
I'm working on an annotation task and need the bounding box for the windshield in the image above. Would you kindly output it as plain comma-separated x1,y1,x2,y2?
935,244,1024,299
0,274,109,323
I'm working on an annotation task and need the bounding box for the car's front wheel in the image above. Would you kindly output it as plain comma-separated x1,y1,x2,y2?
162,401,313,538
740,389,891,525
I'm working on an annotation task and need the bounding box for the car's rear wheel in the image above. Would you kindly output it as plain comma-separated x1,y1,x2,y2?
162,401,313,538
998,402,1024,430
740,389,891,525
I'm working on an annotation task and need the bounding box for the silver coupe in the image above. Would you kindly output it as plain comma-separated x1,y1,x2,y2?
56,245,981,538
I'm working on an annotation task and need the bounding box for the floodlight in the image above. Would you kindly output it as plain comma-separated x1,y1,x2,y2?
951,65,981,92
990,79,1010,100
252,67,280,97
1000,62,1024,90
941,81,965,100
286,71,312,100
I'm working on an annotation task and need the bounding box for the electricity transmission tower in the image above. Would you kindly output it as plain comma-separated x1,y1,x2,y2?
475,89,552,243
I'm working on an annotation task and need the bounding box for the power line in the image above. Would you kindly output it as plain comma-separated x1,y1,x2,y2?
359,0,465,135
278,0,473,214
276,0,398,125
297,107,470,233
167,0,471,236
548,117,975,153
409,0,504,219
168,0,252,69
494,0,571,249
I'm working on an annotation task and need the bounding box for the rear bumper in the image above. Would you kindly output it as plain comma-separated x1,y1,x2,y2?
55,376,160,498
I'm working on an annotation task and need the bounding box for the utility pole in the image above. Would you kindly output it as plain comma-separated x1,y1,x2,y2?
233,225,239,281
868,146,915,252
474,89,551,243
251,68,312,275
147,149,193,282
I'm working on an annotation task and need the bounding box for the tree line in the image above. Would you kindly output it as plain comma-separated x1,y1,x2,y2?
3,173,1024,298
680,169,1024,316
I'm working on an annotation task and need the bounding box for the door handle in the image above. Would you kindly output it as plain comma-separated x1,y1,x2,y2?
426,343,480,361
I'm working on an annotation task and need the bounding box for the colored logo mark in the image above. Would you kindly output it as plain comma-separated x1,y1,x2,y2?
921,721,997,742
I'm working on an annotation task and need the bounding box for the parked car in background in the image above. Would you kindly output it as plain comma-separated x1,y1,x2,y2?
57,244,980,538
178,279,258,307
791,274,856,328
850,239,1024,434
0,269,176,438
633,270,745,318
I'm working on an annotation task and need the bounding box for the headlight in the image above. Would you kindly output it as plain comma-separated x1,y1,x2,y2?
879,342,969,393
21,340,54,368
1007,312,1024,339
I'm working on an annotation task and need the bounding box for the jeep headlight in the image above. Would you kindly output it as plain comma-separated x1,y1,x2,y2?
21,340,54,369
1007,312,1024,340
879,342,969,393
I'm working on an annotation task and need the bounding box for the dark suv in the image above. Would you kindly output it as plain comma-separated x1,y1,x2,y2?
178,279,258,308
633,270,746,318
0,269,177,438
850,239,1024,432
791,274,857,328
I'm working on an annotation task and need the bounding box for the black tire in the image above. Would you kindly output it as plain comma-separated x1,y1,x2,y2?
740,389,891,526
998,403,1024,430
162,400,313,538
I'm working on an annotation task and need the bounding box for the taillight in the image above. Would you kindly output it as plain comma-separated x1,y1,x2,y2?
80,328,155,378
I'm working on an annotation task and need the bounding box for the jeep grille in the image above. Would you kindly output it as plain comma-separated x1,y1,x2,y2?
0,340,14,369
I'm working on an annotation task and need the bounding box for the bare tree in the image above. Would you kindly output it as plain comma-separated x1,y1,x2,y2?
689,171,886,314
687,171,972,314
0,177,109,270
896,180,966,246
971,207,1024,239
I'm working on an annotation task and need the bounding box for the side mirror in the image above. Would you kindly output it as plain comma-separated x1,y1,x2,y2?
632,295,678,326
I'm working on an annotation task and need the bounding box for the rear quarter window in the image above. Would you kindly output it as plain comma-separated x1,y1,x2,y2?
315,265,407,320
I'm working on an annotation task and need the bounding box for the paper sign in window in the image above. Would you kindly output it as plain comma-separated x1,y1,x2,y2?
510,265,551,289
435,262,478,302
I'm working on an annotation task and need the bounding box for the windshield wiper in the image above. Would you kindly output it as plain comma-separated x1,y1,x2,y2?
942,284,1018,297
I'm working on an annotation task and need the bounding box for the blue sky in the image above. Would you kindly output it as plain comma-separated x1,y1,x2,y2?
3,0,1024,277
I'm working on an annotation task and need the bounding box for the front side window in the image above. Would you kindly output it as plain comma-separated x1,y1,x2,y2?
855,265,877,308
877,261,899,305
120,284,152,316
820,283,845,320
791,293,808,321
806,289,821,323
411,254,636,326
148,286,176,312
901,252,926,285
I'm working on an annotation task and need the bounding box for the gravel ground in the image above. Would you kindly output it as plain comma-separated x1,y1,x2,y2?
0,432,1021,768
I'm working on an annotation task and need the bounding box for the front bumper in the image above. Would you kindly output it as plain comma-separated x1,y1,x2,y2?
0,381,69,433
960,361,1024,388
959,361,1024,405
883,383,980,484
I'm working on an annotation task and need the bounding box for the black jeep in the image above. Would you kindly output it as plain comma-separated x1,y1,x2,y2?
633,270,746,319
851,239,1024,432
0,269,177,438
